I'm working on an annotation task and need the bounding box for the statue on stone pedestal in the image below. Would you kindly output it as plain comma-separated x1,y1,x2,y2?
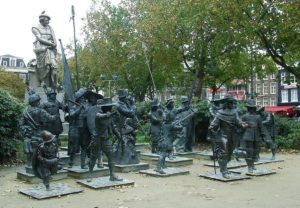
208,95,247,178
68,88,89,169
32,130,59,191
19,91,56,167
87,98,122,182
148,100,164,153
257,107,277,160
174,96,195,153
241,99,265,173
154,102,182,174
32,11,58,88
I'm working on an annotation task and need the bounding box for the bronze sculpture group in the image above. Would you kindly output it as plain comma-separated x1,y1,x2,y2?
19,11,279,192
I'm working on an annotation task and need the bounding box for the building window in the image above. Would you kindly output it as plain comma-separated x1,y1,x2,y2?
270,82,276,94
281,72,286,85
281,90,288,103
270,74,276,79
10,59,16,67
263,83,269,95
263,75,268,80
291,89,298,102
20,62,24,67
3,60,7,66
270,97,276,106
263,97,269,107
256,83,261,95
256,98,262,107
290,74,296,85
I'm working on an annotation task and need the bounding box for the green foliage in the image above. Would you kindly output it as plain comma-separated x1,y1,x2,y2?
0,90,24,160
275,116,300,149
192,99,211,123
0,70,26,100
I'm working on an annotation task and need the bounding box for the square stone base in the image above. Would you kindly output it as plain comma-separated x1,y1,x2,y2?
204,160,247,169
18,183,83,200
199,172,250,182
17,169,68,184
255,158,284,165
140,153,159,161
64,166,109,179
77,177,134,189
176,151,214,160
230,168,277,176
104,162,149,173
139,167,189,177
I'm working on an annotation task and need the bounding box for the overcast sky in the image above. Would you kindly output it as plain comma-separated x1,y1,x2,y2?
0,0,119,63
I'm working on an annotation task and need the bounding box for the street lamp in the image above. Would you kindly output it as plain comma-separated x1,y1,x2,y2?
99,74,118,97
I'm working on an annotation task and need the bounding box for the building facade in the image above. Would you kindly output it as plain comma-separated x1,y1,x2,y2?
0,54,29,83
277,70,300,106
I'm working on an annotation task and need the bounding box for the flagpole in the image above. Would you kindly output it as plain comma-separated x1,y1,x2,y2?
71,5,80,90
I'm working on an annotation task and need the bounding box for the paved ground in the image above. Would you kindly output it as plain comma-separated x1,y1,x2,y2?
0,152,299,208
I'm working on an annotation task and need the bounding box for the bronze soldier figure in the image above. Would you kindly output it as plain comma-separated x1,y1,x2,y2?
257,107,277,160
40,88,63,145
148,99,164,153
68,88,89,169
87,98,122,182
241,99,265,173
19,92,56,167
208,95,246,178
32,130,59,191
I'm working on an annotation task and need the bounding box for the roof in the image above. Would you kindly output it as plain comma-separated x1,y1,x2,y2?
0,54,24,59
265,106,295,112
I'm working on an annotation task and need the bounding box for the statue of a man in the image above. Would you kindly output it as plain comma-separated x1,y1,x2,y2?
208,95,246,178
19,92,56,167
32,11,58,88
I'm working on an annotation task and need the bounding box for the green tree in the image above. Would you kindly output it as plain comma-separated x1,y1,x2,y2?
0,70,27,100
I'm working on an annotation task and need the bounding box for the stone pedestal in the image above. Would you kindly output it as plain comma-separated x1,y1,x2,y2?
152,156,193,167
135,143,148,152
103,162,149,173
140,167,189,177
17,169,68,184
230,168,277,176
77,177,134,190
204,160,247,169
18,183,82,200
140,153,159,161
199,172,251,182
65,166,109,179
176,150,214,160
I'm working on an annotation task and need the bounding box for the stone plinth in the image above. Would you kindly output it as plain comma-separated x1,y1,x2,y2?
199,172,251,182
230,168,277,176
140,167,189,177
17,169,68,184
65,166,109,179
18,183,82,200
103,162,149,173
77,177,134,190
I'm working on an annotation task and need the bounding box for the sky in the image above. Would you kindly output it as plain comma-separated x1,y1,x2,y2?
0,0,119,64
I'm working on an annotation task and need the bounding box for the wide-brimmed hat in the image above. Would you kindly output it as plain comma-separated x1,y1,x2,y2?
97,97,116,107
41,130,55,143
85,91,103,100
75,88,87,101
165,98,174,107
39,11,51,20
28,94,41,104
245,99,256,108
211,98,221,103
118,89,127,98
181,96,189,103
220,95,236,103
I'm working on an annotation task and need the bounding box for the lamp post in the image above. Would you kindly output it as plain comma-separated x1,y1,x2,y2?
100,74,118,97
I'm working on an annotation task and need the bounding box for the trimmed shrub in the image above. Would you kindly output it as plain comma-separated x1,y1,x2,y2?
0,70,27,100
0,90,24,163
275,116,300,149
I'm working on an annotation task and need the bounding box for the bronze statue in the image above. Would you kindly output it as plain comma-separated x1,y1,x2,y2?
40,88,63,145
241,99,265,173
68,88,89,169
257,107,277,160
148,100,164,153
32,11,58,88
87,98,122,182
174,96,195,152
32,130,59,191
19,91,56,167
208,95,247,178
